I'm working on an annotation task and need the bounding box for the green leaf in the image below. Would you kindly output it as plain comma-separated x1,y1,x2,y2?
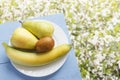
114,23,120,32
67,12,73,18
11,0,18,7
75,49,80,56
99,32,104,37
115,56,120,60
0,20,3,24
0,9,3,15
81,67,88,78
71,18,76,23
105,69,112,75
117,42,120,51
109,42,118,51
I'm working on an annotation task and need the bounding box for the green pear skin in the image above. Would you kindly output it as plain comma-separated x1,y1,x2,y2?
2,42,71,66
10,27,38,49
22,20,54,39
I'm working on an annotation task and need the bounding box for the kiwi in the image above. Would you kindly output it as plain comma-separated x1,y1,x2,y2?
35,37,54,53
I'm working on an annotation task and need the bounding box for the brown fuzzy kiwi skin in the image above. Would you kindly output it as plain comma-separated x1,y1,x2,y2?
35,37,55,53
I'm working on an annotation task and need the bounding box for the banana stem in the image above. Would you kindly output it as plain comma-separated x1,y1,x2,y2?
2,42,8,49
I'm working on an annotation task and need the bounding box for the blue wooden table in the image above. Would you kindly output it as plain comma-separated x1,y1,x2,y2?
0,14,82,80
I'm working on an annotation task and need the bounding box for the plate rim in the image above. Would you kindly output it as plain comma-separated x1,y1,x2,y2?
10,20,69,77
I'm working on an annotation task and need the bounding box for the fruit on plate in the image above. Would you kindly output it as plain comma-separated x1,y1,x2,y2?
21,20,54,39
10,27,38,49
2,42,71,66
35,37,55,52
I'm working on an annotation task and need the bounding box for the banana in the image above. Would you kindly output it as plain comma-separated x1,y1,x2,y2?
2,42,71,66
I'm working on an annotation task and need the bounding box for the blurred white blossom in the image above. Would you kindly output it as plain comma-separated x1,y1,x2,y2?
0,0,120,80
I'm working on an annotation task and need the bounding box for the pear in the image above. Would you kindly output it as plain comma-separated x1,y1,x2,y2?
2,42,71,66
10,27,38,49
21,20,54,39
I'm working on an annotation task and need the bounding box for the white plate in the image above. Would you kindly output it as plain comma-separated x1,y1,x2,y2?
11,20,69,77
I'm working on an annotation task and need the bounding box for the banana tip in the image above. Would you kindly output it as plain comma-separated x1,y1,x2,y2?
68,44,72,49
2,42,8,48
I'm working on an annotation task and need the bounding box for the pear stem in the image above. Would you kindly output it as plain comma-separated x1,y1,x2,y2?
19,20,23,24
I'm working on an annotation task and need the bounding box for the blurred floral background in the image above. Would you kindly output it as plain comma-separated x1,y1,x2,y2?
0,0,120,80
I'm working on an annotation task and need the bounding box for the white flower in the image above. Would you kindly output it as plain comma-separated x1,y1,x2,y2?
109,53,115,58
89,36,98,45
93,59,100,66
95,53,104,62
82,32,89,37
